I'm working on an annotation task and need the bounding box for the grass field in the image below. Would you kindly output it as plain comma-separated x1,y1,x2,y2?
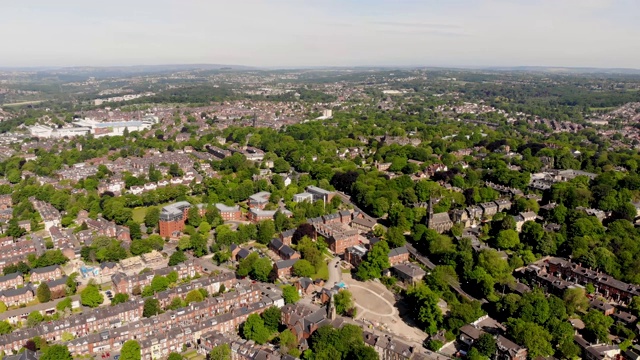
314,261,329,281
132,207,147,223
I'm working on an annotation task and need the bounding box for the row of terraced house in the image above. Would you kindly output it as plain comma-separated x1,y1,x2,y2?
0,274,273,356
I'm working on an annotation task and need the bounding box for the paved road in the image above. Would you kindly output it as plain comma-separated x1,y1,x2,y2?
327,257,342,286
0,294,81,322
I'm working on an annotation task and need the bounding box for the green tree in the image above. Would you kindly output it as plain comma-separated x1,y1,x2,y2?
507,319,553,358
185,289,205,304
127,221,142,240
190,232,209,257
257,220,276,244
356,240,390,281
278,329,298,355
242,313,270,344
0,301,6,313
563,287,589,315
65,272,78,295
251,257,273,282
187,206,202,227
293,259,315,277
495,229,520,250
385,226,406,247
150,275,170,293
121,340,141,360
37,282,51,303
168,250,187,266
80,285,104,308
473,333,497,357
144,207,161,228
210,343,231,360
282,285,300,304
56,297,72,312
0,320,12,335
583,310,614,344
350,345,379,360
425,340,444,352
40,344,72,360
237,252,259,277
405,282,442,334
27,311,44,327
111,293,129,306
143,298,162,318
262,306,282,332
333,290,355,316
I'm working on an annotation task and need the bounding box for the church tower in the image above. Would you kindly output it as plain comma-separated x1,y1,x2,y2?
327,293,337,320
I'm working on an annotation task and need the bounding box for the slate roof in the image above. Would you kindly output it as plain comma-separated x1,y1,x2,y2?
275,259,298,269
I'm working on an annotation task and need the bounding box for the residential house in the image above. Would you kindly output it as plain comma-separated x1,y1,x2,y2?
390,264,426,285
274,259,298,278
248,192,270,210
0,273,24,291
215,203,242,221
388,246,409,266
30,265,63,283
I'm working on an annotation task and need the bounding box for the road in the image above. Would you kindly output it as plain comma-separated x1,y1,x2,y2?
327,257,342,286
0,294,81,322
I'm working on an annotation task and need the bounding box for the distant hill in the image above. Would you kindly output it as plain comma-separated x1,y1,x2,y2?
481,66,640,75
0,64,256,78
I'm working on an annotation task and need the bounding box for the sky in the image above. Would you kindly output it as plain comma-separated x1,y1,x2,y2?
1,0,638,69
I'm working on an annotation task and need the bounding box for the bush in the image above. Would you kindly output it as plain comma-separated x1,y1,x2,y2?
426,340,443,351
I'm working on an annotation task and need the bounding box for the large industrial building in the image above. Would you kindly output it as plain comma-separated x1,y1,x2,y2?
28,115,158,139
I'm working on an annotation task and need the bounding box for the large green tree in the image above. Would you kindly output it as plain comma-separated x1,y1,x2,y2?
262,306,282,332
282,285,300,304
80,284,103,308
210,343,231,360
356,240,390,281
583,310,614,344
242,313,270,344
40,345,72,360
121,340,141,360
405,283,442,334
37,282,51,303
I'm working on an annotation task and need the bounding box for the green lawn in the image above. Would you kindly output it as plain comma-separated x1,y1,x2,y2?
314,261,329,281
182,350,203,360
132,207,147,223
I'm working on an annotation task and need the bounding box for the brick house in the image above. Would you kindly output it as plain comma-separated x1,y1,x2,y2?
0,286,35,306
274,259,298,278
47,276,68,299
345,245,368,268
248,192,270,210
388,246,409,266
269,239,300,260
0,273,24,291
215,203,242,221
30,265,63,283
547,257,640,303
280,229,295,246
351,217,377,233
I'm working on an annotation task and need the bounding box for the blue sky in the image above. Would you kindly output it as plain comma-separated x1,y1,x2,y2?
1,0,638,68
